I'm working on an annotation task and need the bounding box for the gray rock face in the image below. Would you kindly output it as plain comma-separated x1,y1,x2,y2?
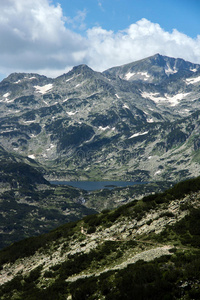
1,54,200,181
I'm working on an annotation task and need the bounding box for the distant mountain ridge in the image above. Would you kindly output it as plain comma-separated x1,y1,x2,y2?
0,54,200,182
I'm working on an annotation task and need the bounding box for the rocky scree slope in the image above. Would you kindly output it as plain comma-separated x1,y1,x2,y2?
0,176,200,299
0,54,200,181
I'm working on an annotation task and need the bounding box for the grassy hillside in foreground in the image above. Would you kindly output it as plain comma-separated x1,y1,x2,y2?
0,176,200,299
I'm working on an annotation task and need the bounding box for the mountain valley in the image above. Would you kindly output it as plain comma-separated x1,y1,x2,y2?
0,145,172,249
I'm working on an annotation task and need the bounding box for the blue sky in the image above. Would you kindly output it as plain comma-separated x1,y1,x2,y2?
0,0,199,80
56,0,200,38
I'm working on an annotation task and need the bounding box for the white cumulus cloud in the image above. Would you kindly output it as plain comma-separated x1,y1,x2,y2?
0,0,87,77
86,18,200,71
0,1,200,80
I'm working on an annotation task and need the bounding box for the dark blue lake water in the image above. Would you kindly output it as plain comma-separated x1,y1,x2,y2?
50,181,145,191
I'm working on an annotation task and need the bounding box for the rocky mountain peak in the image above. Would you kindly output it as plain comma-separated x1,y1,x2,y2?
55,64,100,85
69,64,96,77
104,54,200,83
1,72,49,84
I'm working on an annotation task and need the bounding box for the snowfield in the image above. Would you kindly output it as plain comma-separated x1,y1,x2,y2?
141,91,191,106
165,63,178,75
125,72,135,80
34,84,53,94
137,72,151,80
124,71,151,81
185,76,200,85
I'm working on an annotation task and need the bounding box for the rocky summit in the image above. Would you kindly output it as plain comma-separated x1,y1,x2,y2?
1,54,200,182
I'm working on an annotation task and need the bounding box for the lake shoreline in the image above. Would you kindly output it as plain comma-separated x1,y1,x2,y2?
50,180,148,191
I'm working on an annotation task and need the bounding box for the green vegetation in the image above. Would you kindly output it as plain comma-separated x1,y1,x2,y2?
166,128,188,147
1,174,199,255
0,185,96,249
0,161,48,188
68,251,200,300
143,175,200,203
0,248,200,299
0,221,77,265
1,171,200,298
56,124,95,151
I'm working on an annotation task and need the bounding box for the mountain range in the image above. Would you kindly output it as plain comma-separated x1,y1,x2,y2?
1,53,200,182
1,54,200,298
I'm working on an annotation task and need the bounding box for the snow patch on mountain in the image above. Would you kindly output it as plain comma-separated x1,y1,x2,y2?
129,131,148,139
147,118,154,123
46,144,56,151
123,104,130,109
25,76,37,80
154,170,162,175
67,111,77,116
165,63,178,76
23,120,35,124
185,76,200,85
166,92,191,106
137,72,151,80
43,100,49,106
66,74,81,83
14,77,36,84
125,72,135,80
190,68,198,72
34,84,53,94
124,71,151,81
141,92,164,103
3,93,10,98
141,91,191,106
99,126,110,131
28,154,36,159
0,92,15,103
66,77,74,82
